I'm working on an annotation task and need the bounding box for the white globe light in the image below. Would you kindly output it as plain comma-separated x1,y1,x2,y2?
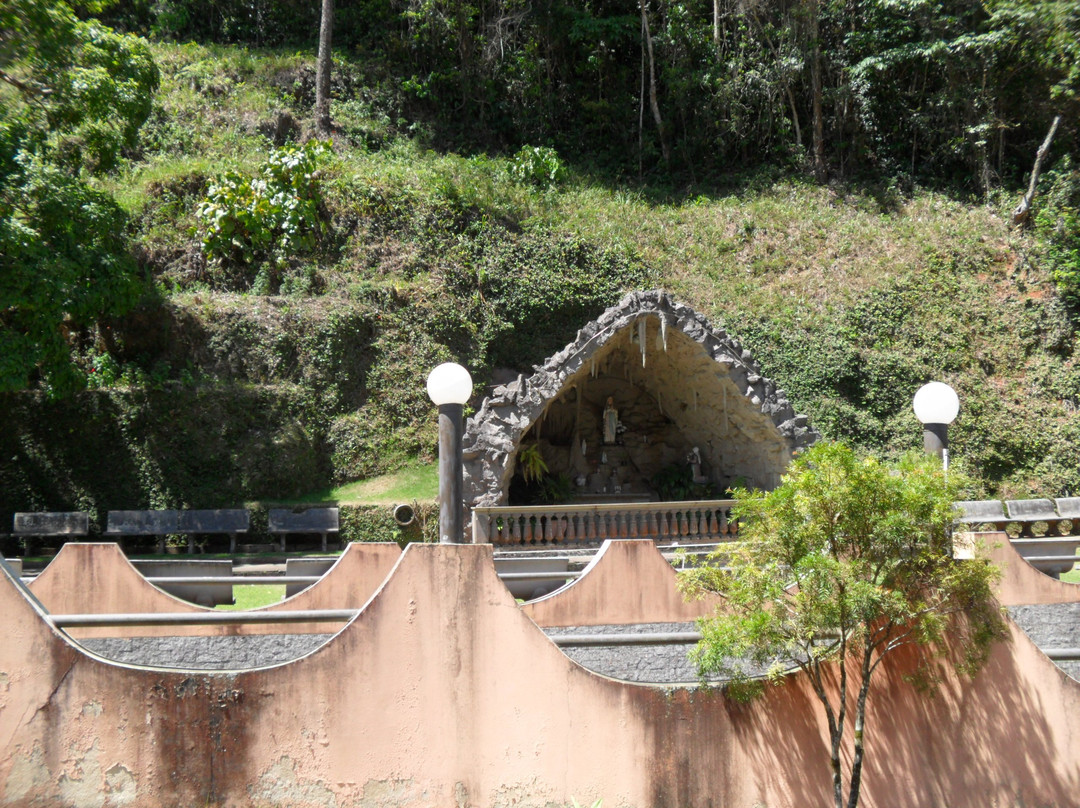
426,362,473,406
912,382,959,425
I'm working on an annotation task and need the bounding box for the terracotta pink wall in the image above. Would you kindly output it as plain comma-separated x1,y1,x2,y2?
974,530,1080,606
27,542,401,637
2,543,1079,807
523,539,722,627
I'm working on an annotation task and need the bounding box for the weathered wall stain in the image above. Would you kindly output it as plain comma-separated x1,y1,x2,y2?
0,541,1079,807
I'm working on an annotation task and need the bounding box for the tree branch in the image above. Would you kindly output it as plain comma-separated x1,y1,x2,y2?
1011,114,1062,227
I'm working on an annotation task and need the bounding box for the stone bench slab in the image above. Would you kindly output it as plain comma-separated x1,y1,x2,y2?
955,500,1007,524
1005,499,1060,521
14,512,89,537
177,510,250,534
106,510,179,535
1054,498,1080,520
269,508,340,552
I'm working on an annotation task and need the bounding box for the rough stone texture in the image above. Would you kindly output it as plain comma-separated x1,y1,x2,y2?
463,290,820,506
543,622,744,684
80,634,335,670
1008,604,1080,680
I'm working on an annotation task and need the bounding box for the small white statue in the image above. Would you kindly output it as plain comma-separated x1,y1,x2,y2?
603,397,618,444
688,446,707,484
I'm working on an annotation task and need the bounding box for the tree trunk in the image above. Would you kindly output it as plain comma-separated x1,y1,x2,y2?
1012,114,1062,226
315,0,334,134
640,0,670,164
639,27,645,179
713,0,720,45
844,648,875,808
809,0,825,180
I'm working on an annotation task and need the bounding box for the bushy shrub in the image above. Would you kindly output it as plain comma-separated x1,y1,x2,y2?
510,145,567,188
196,140,329,286
1039,159,1080,309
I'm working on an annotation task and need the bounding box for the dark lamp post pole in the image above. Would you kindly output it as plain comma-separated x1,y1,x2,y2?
427,363,473,544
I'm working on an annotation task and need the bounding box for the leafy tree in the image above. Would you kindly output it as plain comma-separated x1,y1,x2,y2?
1,0,159,172
682,442,1005,808
0,0,159,393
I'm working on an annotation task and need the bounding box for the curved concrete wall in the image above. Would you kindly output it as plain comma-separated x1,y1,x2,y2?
977,531,1080,606
522,539,722,627
2,543,1080,806
26,542,402,637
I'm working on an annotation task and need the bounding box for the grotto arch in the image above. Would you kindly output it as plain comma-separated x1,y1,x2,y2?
462,291,819,508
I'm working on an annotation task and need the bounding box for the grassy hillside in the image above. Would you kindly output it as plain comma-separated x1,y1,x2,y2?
1,40,1077,533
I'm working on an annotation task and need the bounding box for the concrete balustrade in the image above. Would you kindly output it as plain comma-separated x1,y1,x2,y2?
472,498,738,546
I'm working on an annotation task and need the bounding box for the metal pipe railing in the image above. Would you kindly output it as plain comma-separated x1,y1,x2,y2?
48,610,359,628
498,571,581,581
144,576,322,585
550,632,701,647
1044,648,1080,661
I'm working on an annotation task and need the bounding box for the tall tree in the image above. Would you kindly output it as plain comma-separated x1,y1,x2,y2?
0,0,158,393
807,0,825,178
682,443,1005,808
639,0,669,164
315,0,334,134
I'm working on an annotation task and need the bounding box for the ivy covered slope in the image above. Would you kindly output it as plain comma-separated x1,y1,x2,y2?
1,36,1079,532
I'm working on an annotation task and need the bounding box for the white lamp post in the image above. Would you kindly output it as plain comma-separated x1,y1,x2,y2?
912,381,959,469
426,362,473,544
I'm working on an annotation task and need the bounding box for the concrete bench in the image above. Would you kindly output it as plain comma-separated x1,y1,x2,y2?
1005,499,1061,537
954,500,1008,532
178,509,250,554
130,559,235,607
284,557,337,598
494,557,572,600
1053,498,1080,525
269,508,340,552
14,512,89,552
1009,537,1080,579
105,510,179,553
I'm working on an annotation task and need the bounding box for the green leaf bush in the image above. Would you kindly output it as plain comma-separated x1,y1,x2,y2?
509,145,567,188
196,140,329,287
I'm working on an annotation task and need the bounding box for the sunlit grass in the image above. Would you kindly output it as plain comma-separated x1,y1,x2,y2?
215,584,286,610
291,463,438,506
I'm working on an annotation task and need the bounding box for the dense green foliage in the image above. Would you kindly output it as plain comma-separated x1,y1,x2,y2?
1037,159,1080,305
1,0,1079,526
682,442,1004,808
98,0,1078,188
1,0,159,392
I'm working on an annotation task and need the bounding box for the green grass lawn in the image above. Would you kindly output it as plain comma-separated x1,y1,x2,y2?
215,584,286,610
289,463,438,506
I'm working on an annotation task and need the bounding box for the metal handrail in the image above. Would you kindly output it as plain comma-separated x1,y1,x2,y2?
1044,648,1080,661
144,576,322,585
550,632,701,647
48,609,359,628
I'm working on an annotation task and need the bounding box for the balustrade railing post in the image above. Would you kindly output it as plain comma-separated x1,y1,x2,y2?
470,499,738,548
472,511,489,544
